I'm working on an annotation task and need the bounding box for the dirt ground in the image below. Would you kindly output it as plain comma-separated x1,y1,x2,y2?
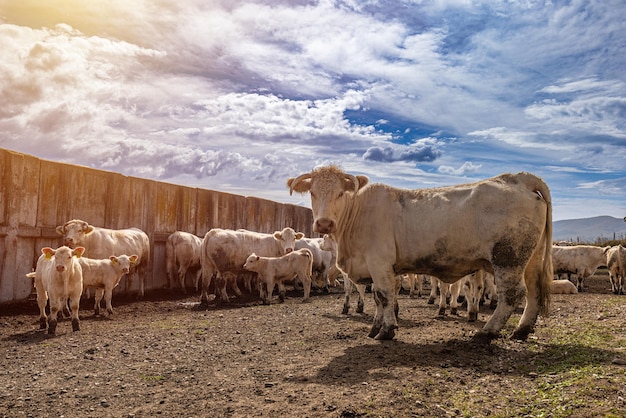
1,271,625,418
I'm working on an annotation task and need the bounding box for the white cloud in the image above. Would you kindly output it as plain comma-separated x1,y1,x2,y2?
0,0,624,221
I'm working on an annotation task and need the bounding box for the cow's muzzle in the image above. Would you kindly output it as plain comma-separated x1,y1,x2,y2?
314,218,335,234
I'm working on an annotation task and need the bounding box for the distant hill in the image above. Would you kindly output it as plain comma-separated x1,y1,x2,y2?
553,216,626,243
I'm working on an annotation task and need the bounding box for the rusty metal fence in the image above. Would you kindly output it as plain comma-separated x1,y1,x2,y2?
0,148,314,304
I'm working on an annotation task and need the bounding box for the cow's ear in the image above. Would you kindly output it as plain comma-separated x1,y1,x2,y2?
42,247,55,259
73,247,85,258
255,255,260,261
83,224,94,234
55,225,65,235
287,175,312,195
273,231,282,239
296,232,304,240
110,256,118,264
129,255,139,264
356,175,369,188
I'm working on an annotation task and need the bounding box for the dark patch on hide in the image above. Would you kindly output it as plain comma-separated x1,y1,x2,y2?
374,289,389,308
354,277,373,285
491,238,531,268
504,285,525,307
491,222,539,269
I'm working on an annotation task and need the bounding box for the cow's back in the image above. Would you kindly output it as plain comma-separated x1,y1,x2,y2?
347,173,550,280
206,229,280,274
84,227,149,262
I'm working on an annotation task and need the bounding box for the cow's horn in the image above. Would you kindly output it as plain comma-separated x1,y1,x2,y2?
288,172,312,196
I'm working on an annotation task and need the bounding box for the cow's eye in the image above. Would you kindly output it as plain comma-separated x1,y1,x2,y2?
338,191,344,198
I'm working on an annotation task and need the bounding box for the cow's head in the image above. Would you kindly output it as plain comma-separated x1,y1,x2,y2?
243,253,260,271
288,165,368,234
273,227,304,254
42,246,85,272
110,254,139,274
56,219,94,248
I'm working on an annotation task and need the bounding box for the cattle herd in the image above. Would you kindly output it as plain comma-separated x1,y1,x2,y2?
26,165,626,343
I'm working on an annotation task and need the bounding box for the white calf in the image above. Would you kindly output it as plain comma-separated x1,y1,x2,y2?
30,246,85,335
80,255,139,315
549,279,578,294
462,270,488,322
243,248,314,304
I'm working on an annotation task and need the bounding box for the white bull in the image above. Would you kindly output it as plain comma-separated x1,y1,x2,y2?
606,245,626,295
165,231,203,294
30,246,85,334
200,227,304,304
243,248,314,304
79,255,139,315
56,219,150,298
288,165,552,342
552,245,608,292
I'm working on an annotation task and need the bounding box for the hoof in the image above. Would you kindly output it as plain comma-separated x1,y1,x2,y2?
450,307,458,315
47,320,57,335
438,307,446,316
490,300,498,310
367,325,381,339
356,302,364,313
468,312,478,322
427,297,435,305
72,318,80,332
374,327,397,340
511,325,533,341
471,332,496,344
342,306,350,315
39,318,47,329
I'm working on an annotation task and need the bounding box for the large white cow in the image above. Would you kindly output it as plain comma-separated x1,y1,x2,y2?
288,165,553,342
56,219,150,298
243,248,314,304
165,231,203,294
79,254,139,315
552,245,608,292
200,227,304,304
606,245,626,295
30,246,85,334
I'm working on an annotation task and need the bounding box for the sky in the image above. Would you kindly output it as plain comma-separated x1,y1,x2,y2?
1,0,625,222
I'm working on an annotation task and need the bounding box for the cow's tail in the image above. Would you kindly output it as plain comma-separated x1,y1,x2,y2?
306,249,314,278
199,233,216,305
523,173,553,317
165,238,175,288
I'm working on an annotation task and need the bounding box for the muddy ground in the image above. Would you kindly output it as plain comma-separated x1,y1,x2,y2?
1,271,625,418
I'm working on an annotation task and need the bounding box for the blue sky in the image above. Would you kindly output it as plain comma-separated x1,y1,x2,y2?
1,0,625,221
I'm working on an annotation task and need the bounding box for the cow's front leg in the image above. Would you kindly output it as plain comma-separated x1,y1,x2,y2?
370,284,398,340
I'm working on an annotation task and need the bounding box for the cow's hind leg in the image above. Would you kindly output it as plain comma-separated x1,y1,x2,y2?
342,278,353,314
69,294,80,332
94,288,104,316
355,283,366,313
473,268,526,343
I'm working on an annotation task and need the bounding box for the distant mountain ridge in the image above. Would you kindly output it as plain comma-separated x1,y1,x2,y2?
553,216,626,243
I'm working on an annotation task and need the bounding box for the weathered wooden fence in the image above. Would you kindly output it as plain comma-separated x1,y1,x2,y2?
0,148,314,304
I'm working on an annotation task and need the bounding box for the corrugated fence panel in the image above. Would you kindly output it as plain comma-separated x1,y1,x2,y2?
0,148,314,304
